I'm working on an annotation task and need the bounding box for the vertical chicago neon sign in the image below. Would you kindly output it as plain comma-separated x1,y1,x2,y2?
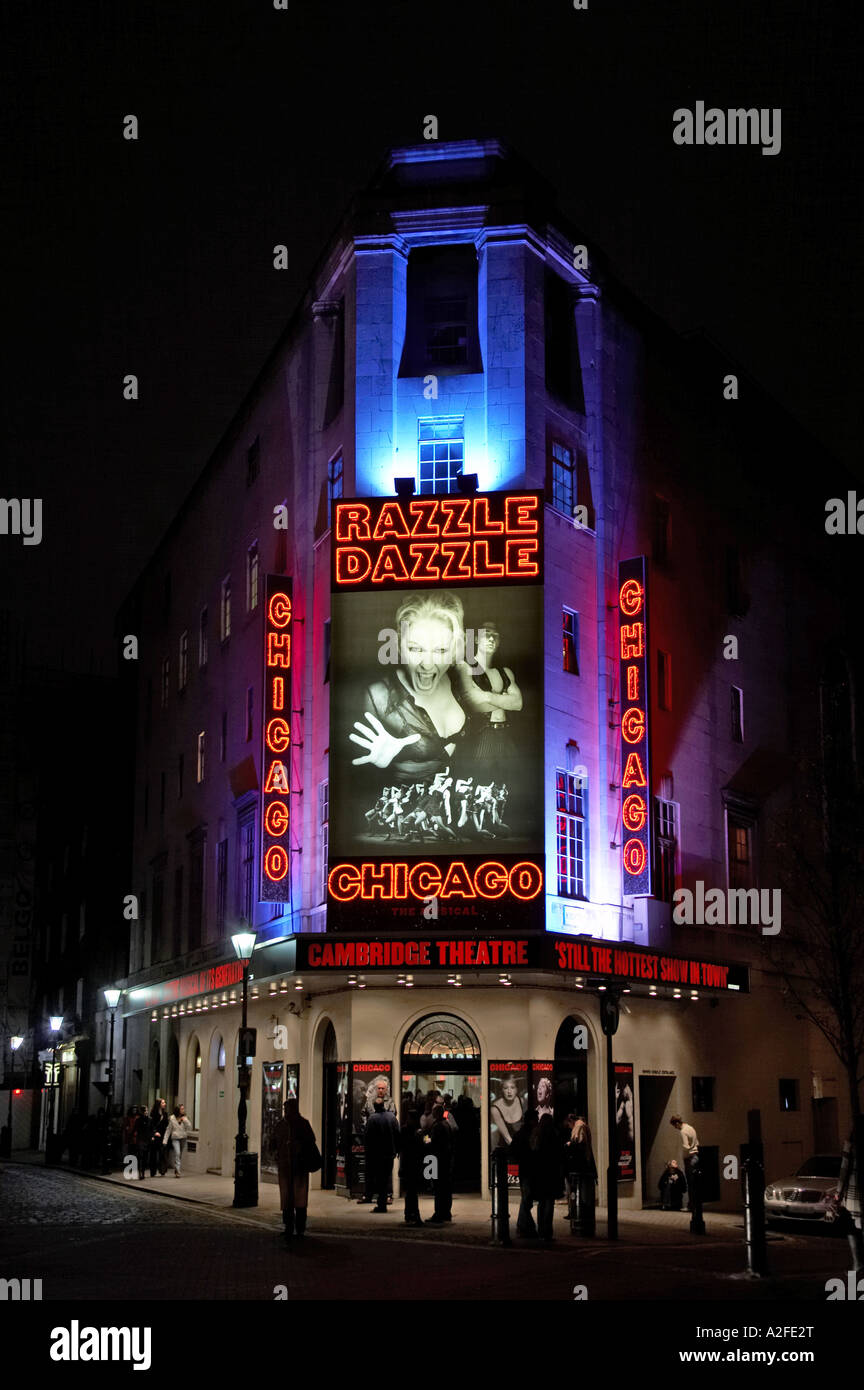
260,575,293,902
618,557,652,896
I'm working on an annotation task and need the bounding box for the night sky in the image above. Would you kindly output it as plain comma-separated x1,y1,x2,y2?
3,0,860,675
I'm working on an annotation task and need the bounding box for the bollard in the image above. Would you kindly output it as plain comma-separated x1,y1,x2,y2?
490,1147,512,1246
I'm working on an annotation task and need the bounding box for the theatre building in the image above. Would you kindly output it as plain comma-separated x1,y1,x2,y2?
118,139,858,1212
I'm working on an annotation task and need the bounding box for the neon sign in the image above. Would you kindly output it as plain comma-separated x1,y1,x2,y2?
260,576,293,902
618,557,652,895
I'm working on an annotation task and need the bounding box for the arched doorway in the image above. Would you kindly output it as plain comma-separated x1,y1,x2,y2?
320,1021,348,1191
401,1014,482,1191
554,1015,590,1123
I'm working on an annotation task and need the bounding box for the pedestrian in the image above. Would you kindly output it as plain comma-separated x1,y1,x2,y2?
134,1105,152,1179
122,1106,138,1168
564,1114,598,1223
658,1159,687,1211
162,1104,192,1177
358,1077,398,1205
512,1110,538,1236
398,1107,425,1227
149,1098,169,1176
273,1098,320,1240
364,1100,400,1213
424,1103,454,1225
669,1115,700,1210
834,1118,864,1272
65,1110,85,1167
530,1113,565,1241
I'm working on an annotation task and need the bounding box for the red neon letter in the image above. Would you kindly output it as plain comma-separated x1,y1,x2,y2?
264,845,289,882
623,839,647,876
334,503,372,542
621,708,645,744
619,578,644,618
268,591,292,628
328,865,361,900
474,861,509,898
263,761,290,793
267,632,292,668
508,862,544,900
622,752,647,788
626,665,639,702
335,547,371,585
622,794,647,832
505,495,539,534
265,717,290,753
264,801,290,836
620,623,644,660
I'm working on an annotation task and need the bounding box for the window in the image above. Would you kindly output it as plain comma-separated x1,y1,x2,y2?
657,649,672,711
778,1079,799,1113
178,631,188,691
418,417,464,494
327,452,343,529
544,270,585,409
220,576,231,642
220,711,227,763
550,441,575,515
196,731,205,783
319,779,329,905
654,797,679,904
731,686,744,743
692,1077,715,1112
399,245,481,377
726,804,757,892
653,497,670,567
247,541,260,612
161,658,170,708
216,839,228,931
562,608,579,675
198,607,208,669
245,686,254,742
192,1047,202,1128
177,753,184,800
323,619,331,684
246,436,260,486
556,769,587,898
238,815,255,922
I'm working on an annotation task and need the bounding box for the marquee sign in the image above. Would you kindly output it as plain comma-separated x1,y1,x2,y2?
618,557,652,896
327,491,545,930
260,576,293,902
125,958,247,1013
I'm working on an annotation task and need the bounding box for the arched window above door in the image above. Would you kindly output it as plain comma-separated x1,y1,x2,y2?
402,1014,480,1059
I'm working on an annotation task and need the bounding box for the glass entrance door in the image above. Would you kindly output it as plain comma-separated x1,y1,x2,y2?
401,1067,482,1191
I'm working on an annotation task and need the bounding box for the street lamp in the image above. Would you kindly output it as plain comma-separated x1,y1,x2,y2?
102,989,122,1174
231,928,257,1208
1,1035,24,1158
45,1015,63,1165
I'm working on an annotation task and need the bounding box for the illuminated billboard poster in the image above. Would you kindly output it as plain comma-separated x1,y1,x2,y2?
259,576,293,902
614,1062,636,1182
328,492,544,929
618,557,652,896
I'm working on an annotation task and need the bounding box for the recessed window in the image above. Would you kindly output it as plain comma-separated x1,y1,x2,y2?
562,608,579,675
657,649,672,711
692,1077,715,1112
556,768,587,899
544,271,584,410
550,441,575,516
220,576,231,642
399,245,481,377
327,452,343,529
319,779,329,905
246,436,260,486
238,814,255,922
778,1079,799,1112
731,686,744,743
178,631,188,691
654,797,679,903
418,417,464,494
726,808,757,892
196,731,205,784
247,541,260,612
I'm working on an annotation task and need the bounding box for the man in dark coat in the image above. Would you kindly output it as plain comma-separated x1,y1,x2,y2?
364,1100,400,1213
134,1106,152,1179
424,1104,454,1225
149,1099,169,1176
399,1108,425,1226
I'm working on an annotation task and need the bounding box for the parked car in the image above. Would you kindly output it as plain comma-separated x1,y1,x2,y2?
764,1154,842,1224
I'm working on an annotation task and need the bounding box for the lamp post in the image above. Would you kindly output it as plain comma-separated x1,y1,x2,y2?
45,1015,63,1164
102,989,122,1174
231,928,257,1208
1,1035,24,1158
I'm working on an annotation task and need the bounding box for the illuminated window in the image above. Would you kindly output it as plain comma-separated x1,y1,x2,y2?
198,607,208,669
196,731,205,783
220,576,231,642
245,686,254,742
216,839,228,931
192,1046,202,1128
556,769,587,899
418,417,464,494
161,658,169,708
246,436,260,487
657,649,672,710
399,245,481,376
562,608,579,675
731,686,744,743
653,497,670,567
654,797,679,903
725,803,757,893
327,452,343,528
178,631,188,691
550,441,575,515
319,779,329,905
247,541,259,612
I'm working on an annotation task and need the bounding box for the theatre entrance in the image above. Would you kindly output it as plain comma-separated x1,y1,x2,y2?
401,1014,482,1193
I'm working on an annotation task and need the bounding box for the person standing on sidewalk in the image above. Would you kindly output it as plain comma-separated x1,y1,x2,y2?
530,1113,565,1242
424,1104,454,1225
365,1100,400,1213
398,1107,424,1226
670,1115,700,1210
273,1098,318,1240
149,1099,169,1177
163,1105,192,1177
134,1106,152,1180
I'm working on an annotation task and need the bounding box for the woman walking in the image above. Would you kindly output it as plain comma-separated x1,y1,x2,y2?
273,1098,319,1240
162,1104,192,1177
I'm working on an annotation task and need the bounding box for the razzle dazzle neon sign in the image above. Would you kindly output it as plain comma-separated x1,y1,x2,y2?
618,557,652,896
259,576,293,902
